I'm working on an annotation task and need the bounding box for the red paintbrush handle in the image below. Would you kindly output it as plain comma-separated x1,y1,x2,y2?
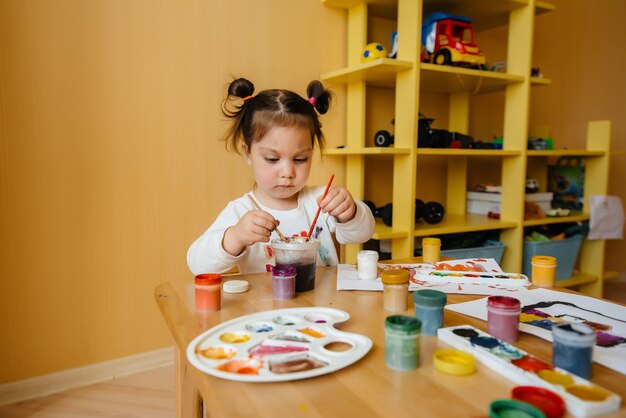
307,174,335,240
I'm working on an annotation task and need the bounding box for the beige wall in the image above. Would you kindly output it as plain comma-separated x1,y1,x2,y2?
0,0,346,383
1,0,625,384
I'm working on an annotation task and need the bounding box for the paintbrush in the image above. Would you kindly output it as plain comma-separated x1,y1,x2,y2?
306,174,335,241
246,194,289,242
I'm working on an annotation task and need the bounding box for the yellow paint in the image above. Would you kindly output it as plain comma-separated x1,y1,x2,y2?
567,385,610,402
538,369,574,387
219,332,251,344
298,328,325,338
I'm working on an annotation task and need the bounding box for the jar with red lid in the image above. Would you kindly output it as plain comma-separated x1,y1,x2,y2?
487,296,521,343
194,274,222,312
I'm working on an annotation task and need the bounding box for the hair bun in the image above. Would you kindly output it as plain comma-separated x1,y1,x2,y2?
306,80,331,115
228,78,255,99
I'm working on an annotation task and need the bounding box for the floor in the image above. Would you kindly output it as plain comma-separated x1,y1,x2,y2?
1,278,624,418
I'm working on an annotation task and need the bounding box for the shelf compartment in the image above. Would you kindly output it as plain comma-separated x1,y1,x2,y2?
417,149,520,157
321,59,413,88
413,213,518,237
323,147,411,155
372,220,410,240
523,213,589,227
420,63,524,94
557,273,599,288
527,150,606,157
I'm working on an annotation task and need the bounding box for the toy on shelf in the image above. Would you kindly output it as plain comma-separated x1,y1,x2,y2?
418,114,474,148
374,119,394,147
421,12,485,67
364,199,445,226
361,43,387,63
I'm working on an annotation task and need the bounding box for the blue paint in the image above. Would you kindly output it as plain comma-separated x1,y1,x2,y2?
469,336,500,349
412,290,447,336
552,322,596,379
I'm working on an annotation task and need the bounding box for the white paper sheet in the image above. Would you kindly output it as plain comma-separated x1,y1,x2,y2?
445,288,626,375
589,195,625,240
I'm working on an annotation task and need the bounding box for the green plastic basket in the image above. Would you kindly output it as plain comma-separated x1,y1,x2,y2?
522,235,584,280
440,241,506,265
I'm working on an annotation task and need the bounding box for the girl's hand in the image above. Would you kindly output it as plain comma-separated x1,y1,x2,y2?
317,186,356,223
222,210,279,256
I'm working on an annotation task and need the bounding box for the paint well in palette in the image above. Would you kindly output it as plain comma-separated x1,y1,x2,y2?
219,331,250,343
217,358,264,374
273,315,301,326
248,340,309,357
271,331,311,343
305,314,331,323
269,355,328,374
246,322,274,332
298,327,325,338
537,369,574,387
197,345,237,360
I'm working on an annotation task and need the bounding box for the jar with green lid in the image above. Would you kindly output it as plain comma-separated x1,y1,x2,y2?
381,269,410,312
385,315,422,371
413,289,447,335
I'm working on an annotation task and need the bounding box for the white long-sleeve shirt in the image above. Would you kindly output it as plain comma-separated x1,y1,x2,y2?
187,186,375,275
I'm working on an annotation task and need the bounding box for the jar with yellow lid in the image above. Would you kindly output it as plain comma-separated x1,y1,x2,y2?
422,237,441,264
531,255,557,288
381,269,410,312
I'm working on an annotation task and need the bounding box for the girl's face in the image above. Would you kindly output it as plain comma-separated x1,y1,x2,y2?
245,125,313,210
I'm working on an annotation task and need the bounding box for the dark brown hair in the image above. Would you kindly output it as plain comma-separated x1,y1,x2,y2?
221,78,331,154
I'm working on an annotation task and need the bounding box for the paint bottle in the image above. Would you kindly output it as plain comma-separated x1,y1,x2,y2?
381,269,410,312
531,255,557,288
357,250,379,280
552,322,596,379
385,315,421,371
272,265,296,300
413,289,447,336
194,274,222,312
487,296,521,343
422,237,441,264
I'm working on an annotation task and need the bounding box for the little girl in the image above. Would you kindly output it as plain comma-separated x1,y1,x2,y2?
187,78,375,275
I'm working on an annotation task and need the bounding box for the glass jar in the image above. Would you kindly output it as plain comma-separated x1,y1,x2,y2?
552,322,596,379
385,315,422,371
531,255,557,288
272,238,320,292
381,269,410,312
487,296,521,343
413,289,447,336
357,250,379,280
194,274,222,312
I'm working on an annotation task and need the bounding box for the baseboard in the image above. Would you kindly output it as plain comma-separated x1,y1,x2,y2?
0,346,174,407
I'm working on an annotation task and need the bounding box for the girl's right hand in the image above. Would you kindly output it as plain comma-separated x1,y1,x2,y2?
222,210,279,256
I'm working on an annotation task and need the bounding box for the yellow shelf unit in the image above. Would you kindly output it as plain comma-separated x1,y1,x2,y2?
321,1,613,297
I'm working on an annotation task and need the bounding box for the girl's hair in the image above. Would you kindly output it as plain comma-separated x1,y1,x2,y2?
221,78,331,154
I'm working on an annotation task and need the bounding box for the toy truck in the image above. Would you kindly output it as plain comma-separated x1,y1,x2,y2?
421,12,485,67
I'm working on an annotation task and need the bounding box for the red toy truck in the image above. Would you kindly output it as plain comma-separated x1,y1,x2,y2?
421,12,485,67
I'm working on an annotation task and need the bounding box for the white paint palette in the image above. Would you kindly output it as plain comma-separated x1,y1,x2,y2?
187,307,372,382
414,269,530,286
438,325,621,417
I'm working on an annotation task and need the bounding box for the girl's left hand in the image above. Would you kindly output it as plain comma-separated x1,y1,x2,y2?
317,186,356,223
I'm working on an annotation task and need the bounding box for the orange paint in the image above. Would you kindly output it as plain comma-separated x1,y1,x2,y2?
566,385,610,402
198,346,236,360
298,327,325,338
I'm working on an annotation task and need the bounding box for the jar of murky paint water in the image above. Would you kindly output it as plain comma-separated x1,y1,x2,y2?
381,269,410,312
385,315,421,371
422,237,441,264
194,274,222,312
413,289,447,336
487,296,521,343
552,322,596,379
272,264,296,300
357,250,379,280
532,255,557,288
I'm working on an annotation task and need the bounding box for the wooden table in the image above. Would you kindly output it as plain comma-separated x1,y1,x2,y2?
155,266,626,418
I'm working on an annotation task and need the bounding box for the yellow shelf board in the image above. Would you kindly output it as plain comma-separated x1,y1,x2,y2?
604,270,620,281
557,273,599,288
321,59,413,88
413,213,518,237
523,213,590,227
420,63,524,94
536,1,556,14
417,148,520,157
531,77,552,87
527,150,606,157
323,147,411,155
321,0,397,19
372,220,410,240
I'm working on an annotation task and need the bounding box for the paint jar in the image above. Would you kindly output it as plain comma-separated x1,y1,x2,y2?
357,250,379,280
531,255,557,288
194,274,222,312
272,264,296,300
272,239,320,292
552,322,596,379
422,237,441,264
413,289,447,336
489,399,546,418
487,296,521,343
381,269,410,312
385,315,421,371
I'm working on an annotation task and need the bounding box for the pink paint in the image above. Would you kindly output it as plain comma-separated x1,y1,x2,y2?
487,296,521,343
